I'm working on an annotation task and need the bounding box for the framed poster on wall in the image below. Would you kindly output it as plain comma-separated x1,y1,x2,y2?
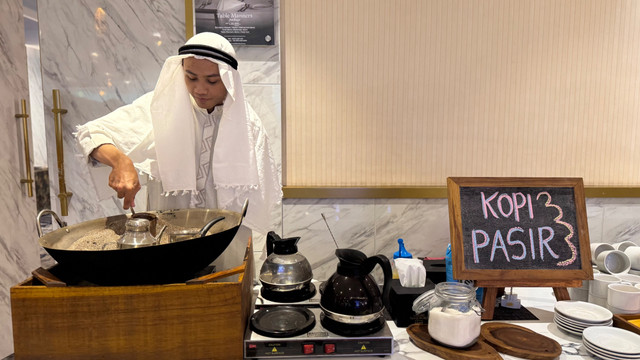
194,0,275,45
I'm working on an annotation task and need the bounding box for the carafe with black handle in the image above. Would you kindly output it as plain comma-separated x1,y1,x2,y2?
319,248,392,336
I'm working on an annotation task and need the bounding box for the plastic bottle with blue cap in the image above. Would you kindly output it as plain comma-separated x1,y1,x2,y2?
392,238,412,279
393,238,413,259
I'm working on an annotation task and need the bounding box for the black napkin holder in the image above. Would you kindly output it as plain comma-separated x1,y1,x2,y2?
388,278,434,327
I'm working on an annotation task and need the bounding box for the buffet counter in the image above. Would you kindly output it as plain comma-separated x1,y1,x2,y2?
355,287,595,360
1,287,603,360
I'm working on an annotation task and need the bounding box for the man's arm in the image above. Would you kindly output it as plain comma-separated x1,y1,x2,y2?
90,144,141,209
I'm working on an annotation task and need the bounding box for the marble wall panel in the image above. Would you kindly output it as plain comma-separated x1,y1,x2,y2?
26,46,46,168
600,201,640,245
38,0,186,224
0,1,40,357
585,199,605,244
374,199,451,259
275,198,640,284
280,199,376,281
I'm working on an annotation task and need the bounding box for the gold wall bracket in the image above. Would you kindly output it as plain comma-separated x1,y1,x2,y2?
15,99,33,197
52,89,72,215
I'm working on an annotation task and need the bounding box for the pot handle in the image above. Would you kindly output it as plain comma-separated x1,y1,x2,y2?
198,216,226,237
239,198,249,226
36,209,67,238
366,255,393,315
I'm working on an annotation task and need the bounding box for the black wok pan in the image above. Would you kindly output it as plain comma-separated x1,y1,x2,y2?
36,201,248,286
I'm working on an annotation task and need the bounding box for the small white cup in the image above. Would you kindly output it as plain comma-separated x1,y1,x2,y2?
596,250,631,274
616,273,640,286
607,303,639,314
590,273,621,298
625,246,640,270
590,243,615,265
588,292,608,307
607,283,640,312
568,287,589,302
613,241,638,252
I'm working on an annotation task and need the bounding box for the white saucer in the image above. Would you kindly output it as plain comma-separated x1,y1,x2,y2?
554,300,613,323
583,326,640,355
583,338,640,359
554,320,583,336
555,311,612,328
553,316,584,332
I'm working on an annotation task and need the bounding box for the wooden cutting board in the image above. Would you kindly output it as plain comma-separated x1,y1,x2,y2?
480,322,562,360
407,324,503,360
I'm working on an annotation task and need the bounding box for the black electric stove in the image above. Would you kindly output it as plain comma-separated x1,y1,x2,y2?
244,307,393,358
245,283,394,358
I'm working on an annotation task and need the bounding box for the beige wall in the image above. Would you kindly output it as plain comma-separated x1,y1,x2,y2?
282,0,640,187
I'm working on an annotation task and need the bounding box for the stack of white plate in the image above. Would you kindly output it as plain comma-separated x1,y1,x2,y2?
553,301,613,336
582,326,640,360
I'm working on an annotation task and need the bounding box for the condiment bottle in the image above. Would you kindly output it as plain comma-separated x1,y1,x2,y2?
427,282,482,348
118,218,158,249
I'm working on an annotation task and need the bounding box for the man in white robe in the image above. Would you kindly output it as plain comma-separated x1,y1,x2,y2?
75,32,281,233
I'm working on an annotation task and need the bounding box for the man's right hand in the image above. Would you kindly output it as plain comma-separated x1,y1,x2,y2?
90,144,141,209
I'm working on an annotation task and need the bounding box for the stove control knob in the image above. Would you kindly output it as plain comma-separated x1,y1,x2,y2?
324,343,336,354
302,343,315,355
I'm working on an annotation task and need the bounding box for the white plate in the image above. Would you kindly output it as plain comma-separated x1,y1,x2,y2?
555,311,612,327
554,300,613,323
584,338,640,359
583,326,640,355
554,321,583,336
583,338,640,359
554,316,585,332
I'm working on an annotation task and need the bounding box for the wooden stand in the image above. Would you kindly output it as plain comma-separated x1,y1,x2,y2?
11,229,254,360
478,280,579,320
447,178,594,321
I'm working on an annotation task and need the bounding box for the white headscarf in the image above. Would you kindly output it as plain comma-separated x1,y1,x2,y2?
76,32,280,232
150,32,258,195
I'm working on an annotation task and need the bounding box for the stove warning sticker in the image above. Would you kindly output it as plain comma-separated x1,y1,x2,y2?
306,331,328,338
356,342,373,353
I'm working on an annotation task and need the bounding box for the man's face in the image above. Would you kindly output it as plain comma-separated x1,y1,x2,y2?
183,57,228,111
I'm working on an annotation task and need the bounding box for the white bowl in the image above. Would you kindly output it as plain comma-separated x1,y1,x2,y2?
613,241,638,252
625,246,640,270
590,273,621,298
591,243,615,265
596,250,631,274
607,283,640,312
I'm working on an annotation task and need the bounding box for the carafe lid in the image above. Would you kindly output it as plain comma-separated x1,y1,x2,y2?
125,218,150,232
267,231,301,255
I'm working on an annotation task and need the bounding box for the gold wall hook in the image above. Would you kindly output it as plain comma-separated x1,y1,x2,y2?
15,99,33,197
52,89,72,215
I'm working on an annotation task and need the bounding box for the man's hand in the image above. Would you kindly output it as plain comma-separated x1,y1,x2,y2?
90,144,141,209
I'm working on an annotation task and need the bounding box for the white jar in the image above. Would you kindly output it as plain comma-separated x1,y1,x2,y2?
427,282,482,348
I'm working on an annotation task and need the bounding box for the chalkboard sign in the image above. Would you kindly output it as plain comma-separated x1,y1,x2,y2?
448,177,592,285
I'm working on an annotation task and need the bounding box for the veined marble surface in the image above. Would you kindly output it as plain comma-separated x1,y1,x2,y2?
26,46,47,168
37,0,186,224
0,1,41,358
273,198,640,283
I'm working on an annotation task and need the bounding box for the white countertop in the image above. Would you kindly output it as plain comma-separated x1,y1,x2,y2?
296,287,596,360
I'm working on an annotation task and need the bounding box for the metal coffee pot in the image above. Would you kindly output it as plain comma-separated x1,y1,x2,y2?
259,232,313,293
319,249,392,336
117,218,165,249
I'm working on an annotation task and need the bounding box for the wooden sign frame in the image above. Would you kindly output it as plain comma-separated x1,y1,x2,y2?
447,177,593,319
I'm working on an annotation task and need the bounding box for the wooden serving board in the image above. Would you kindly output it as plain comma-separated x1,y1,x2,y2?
613,313,640,336
480,322,562,360
407,324,503,360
